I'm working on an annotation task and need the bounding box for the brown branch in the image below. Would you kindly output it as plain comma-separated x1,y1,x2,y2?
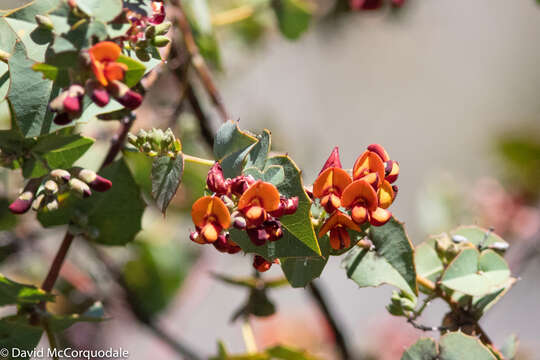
41,232,75,292
307,281,352,360
170,0,230,123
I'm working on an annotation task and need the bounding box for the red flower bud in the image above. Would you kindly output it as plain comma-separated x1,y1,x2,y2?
87,80,110,107
233,216,247,230
283,197,298,215
213,234,230,253
264,219,283,241
108,80,143,109
207,162,229,195
230,175,256,196
53,113,72,125
320,146,342,174
247,228,270,246
63,85,85,114
8,191,34,214
253,255,278,272
190,230,205,244
149,1,165,24
76,169,112,192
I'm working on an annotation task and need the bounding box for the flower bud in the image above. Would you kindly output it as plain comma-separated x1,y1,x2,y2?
230,175,255,196
247,228,270,246
32,193,45,211
213,234,229,253
8,191,34,214
63,85,85,114
283,197,298,215
86,80,110,107
50,169,71,182
207,162,229,195
108,80,143,109
190,230,205,244
45,198,59,212
264,219,283,241
154,21,171,35
127,133,139,146
253,255,275,272
227,240,241,254
149,1,165,24
35,15,54,30
76,169,112,192
53,113,73,125
44,180,59,195
152,35,170,47
221,195,234,210
232,216,247,230
137,129,148,141
320,146,342,174
69,178,92,198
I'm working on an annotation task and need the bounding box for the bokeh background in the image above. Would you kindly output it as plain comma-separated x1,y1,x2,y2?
1,0,540,359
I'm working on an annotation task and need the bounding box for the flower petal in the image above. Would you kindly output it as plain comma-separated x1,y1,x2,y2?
369,207,392,226
238,181,280,212
352,150,385,185
89,41,122,62
318,211,361,238
367,143,390,162
319,146,342,174
341,179,378,211
313,167,352,198
191,196,231,229
377,180,395,209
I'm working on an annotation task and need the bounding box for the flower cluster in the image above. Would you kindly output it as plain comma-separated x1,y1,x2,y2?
50,41,143,126
121,1,171,59
9,168,112,214
127,128,181,157
190,163,298,271
313,144,399,250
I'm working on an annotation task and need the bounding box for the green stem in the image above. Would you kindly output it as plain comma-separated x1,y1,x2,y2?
183,154,215,167
44,322,59,360
241,319,257,354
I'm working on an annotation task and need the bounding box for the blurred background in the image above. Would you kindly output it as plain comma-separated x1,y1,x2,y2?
1,0,540,358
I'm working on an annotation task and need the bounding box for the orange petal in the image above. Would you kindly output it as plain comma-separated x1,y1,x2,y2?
351,205,368,224
385,160,399,183
313,167,352,198
377,180,395,209
191,196,231,229
91,60,108,86
352,150,385,185
201,223,219,243
341,180,378,211
330,227,351,250
238,181,280,212
369,207,392,226
89,41,122,62
318,211,361,238
367,144,390,162
104,62,128,82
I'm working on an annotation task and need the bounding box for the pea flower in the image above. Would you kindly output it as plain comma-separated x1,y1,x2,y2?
238,181,281,227
341,179,392,226
313,167,352,213
318,211,362,250
191,196,231,243
88,41,127,87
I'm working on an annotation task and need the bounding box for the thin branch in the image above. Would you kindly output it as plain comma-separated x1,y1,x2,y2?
41,232,74,292
170,0,230,123
307,281,352,360
101,113,136,168
186,85,216,148
406,317,447,332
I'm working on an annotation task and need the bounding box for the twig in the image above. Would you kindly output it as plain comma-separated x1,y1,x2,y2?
41,232,75,292
170,0,230,123
406,317,447,332
101,113,136,168
186,85,216,149
307,281,352,360
241,319,258,353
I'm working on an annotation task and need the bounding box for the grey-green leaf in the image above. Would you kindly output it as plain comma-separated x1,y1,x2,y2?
151,154,184,214
439,332,496,360
401,338,438,360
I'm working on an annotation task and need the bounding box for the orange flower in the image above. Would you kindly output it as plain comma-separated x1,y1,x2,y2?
318,211,361,250
88,41,128,87
313,167,352,213
191,196,231,243
352,149,385,188
342,179,392,226
367,143,400,184
238,181,280,226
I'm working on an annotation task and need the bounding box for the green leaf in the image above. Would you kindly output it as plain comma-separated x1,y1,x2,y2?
116,54,146,88
500,334,518,360
124,241,199,319
245,129,271,170
265,155,321,256
415,237,444,292
272,0,313,40
86,159,146,245
214,120,257,178
76,0,123,22
452,277,516,318
23,134,95,178
7,41,60,138
3,0,60,62
151,154,184,214
450,226,508,250
265,345,320,360
401,338,438,360
0,18,17,100
280,238,329,288
0,273,54,306
343,217,417,296
439,332,496,360
0,315,43,358
441,248,511,297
